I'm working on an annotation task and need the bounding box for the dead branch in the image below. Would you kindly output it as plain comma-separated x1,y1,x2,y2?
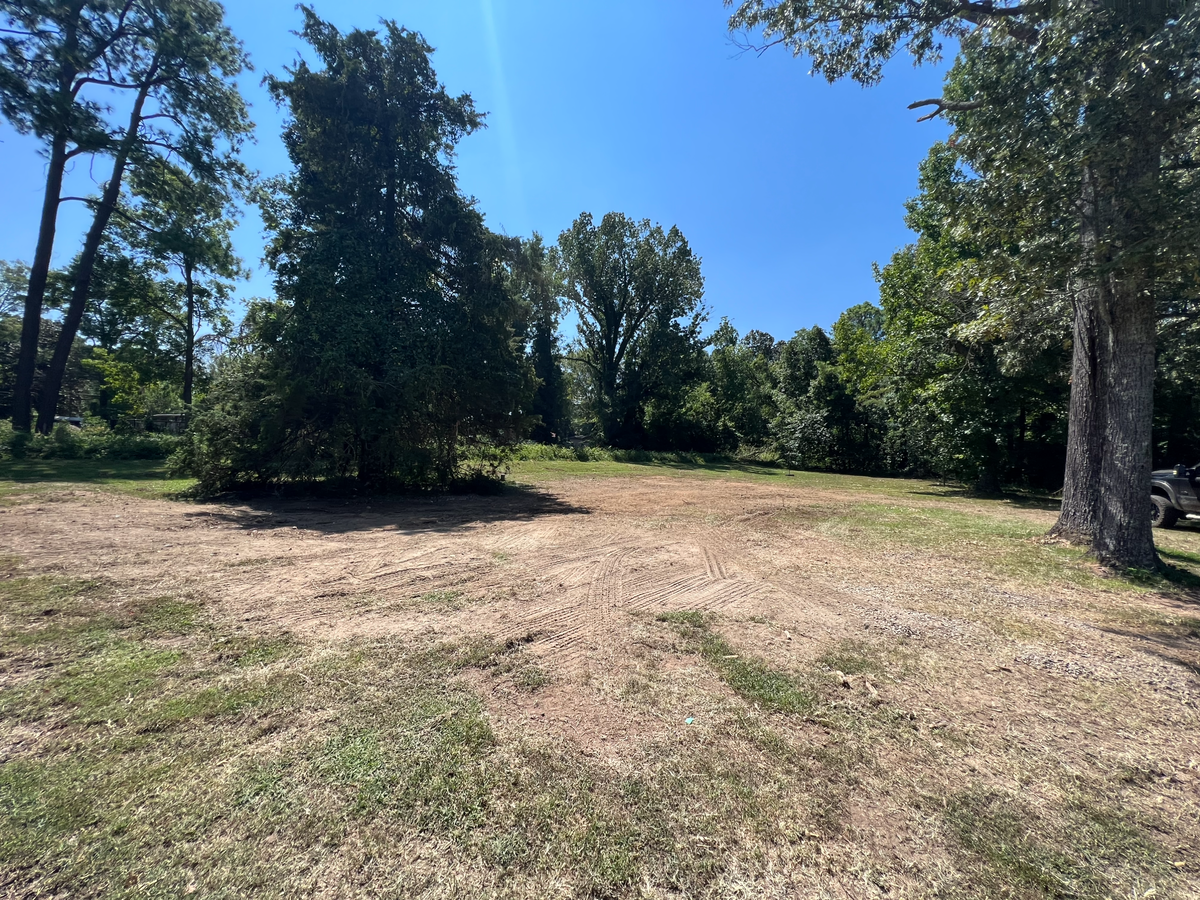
908,97,985,122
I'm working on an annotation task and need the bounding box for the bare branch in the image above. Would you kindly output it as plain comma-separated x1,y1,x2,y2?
908,97,985,122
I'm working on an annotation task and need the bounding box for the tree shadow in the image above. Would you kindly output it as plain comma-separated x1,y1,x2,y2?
903,488,1064,511
1158,546,1200,566
1095,624,1200,681
0,458,177,485
181,482,591,536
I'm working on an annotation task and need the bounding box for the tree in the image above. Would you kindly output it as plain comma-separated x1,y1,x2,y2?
557,211,706,447
873,144,1072,488
511,234,570,442
0,261,28,319
708,320,775,448
728,0,1200,568
0,0,251,432
32,0,251,434
0,261,76,420
116,159,245,405
183,10,535,489
2,0,118,431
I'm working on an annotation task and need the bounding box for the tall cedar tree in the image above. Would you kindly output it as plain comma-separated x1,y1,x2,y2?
729,0,1200,569
223,9,535,486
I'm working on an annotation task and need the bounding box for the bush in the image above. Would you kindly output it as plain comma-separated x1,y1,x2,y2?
506,442,736,467
0,422,181,461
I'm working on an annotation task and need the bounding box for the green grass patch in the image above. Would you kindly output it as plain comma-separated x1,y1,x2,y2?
509,455,959,496
0,457,195,500
415,588,465,605
814,639,886,677
658,612,815,715
944,788,1170,899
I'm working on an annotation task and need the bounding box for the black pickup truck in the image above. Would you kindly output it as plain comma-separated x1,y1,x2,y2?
1151,464,1200,528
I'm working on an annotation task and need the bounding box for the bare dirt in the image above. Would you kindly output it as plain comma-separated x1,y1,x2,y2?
6,476,1198,746
4,472,1200,896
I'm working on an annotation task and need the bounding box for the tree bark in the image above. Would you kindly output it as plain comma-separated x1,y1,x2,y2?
1050,276,1103,542
12,133,69,432
1050,99,1161,570
1094,273,1157,569
36,68,155,433
183,261,195,406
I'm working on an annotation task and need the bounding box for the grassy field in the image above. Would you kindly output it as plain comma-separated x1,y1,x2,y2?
1,458,1197,898
0,458,192,502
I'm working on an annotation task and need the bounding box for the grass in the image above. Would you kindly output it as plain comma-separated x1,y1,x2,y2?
0,622,1182,897
1,455,1193,898
509,455,964,499
657,611,816,715
0,578,867,897
0,457,194,501
8,455,1200,592
942,788,1169,900
510,456,1200,592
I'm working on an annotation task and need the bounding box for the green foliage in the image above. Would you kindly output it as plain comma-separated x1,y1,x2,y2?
81,349,146,417
0,422,180,461
557,211,707,448
508,443,736,473
116,158,248,405
182,13,535,491
511,234,570,442
705,320,775,449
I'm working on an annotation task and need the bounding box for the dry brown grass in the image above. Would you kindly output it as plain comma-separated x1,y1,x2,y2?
1,459,1198,898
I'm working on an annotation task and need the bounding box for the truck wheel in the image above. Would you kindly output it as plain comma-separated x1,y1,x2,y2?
1151,496,1179,529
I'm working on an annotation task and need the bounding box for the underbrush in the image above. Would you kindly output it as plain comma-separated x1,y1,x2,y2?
507,442,741,467
1,421,180,461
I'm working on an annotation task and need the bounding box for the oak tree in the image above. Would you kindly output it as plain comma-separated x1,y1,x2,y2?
729,0,1200,567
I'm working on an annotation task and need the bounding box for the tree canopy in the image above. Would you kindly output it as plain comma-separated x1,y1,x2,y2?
728,0,1200,567
557,211,706,448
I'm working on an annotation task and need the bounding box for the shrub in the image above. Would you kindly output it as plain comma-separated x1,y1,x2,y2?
505,442,738,467
0,422,181,461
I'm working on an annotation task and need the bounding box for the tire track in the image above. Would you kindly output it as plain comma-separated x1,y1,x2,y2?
537,546,636,662
702,546,728,580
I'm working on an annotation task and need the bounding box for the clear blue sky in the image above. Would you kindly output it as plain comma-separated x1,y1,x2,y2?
0,0,950,339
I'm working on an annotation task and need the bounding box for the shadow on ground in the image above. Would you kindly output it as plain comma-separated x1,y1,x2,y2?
903,488,1064,511
183,483,591,536
0,459,177,485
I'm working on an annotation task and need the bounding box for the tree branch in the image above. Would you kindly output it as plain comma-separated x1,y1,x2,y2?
908,97,985,122
957,1,1047,19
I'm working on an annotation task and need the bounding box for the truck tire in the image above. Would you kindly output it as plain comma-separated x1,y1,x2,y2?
1151,495,1179,529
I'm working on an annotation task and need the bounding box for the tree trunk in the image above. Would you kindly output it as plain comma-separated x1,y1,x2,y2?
12,132,69,432
1094,274,1157,569
1050,108,1161,570
183,261,196,406
35,69,155,433
10,2,84,432
1050,277,1103,542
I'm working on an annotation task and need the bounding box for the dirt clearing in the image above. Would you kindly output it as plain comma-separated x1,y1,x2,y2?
2,464,1199,898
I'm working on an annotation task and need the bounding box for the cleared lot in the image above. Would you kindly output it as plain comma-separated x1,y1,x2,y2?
2,459,1198,898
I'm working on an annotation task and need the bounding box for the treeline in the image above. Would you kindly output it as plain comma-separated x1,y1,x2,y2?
4,4,1199,515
